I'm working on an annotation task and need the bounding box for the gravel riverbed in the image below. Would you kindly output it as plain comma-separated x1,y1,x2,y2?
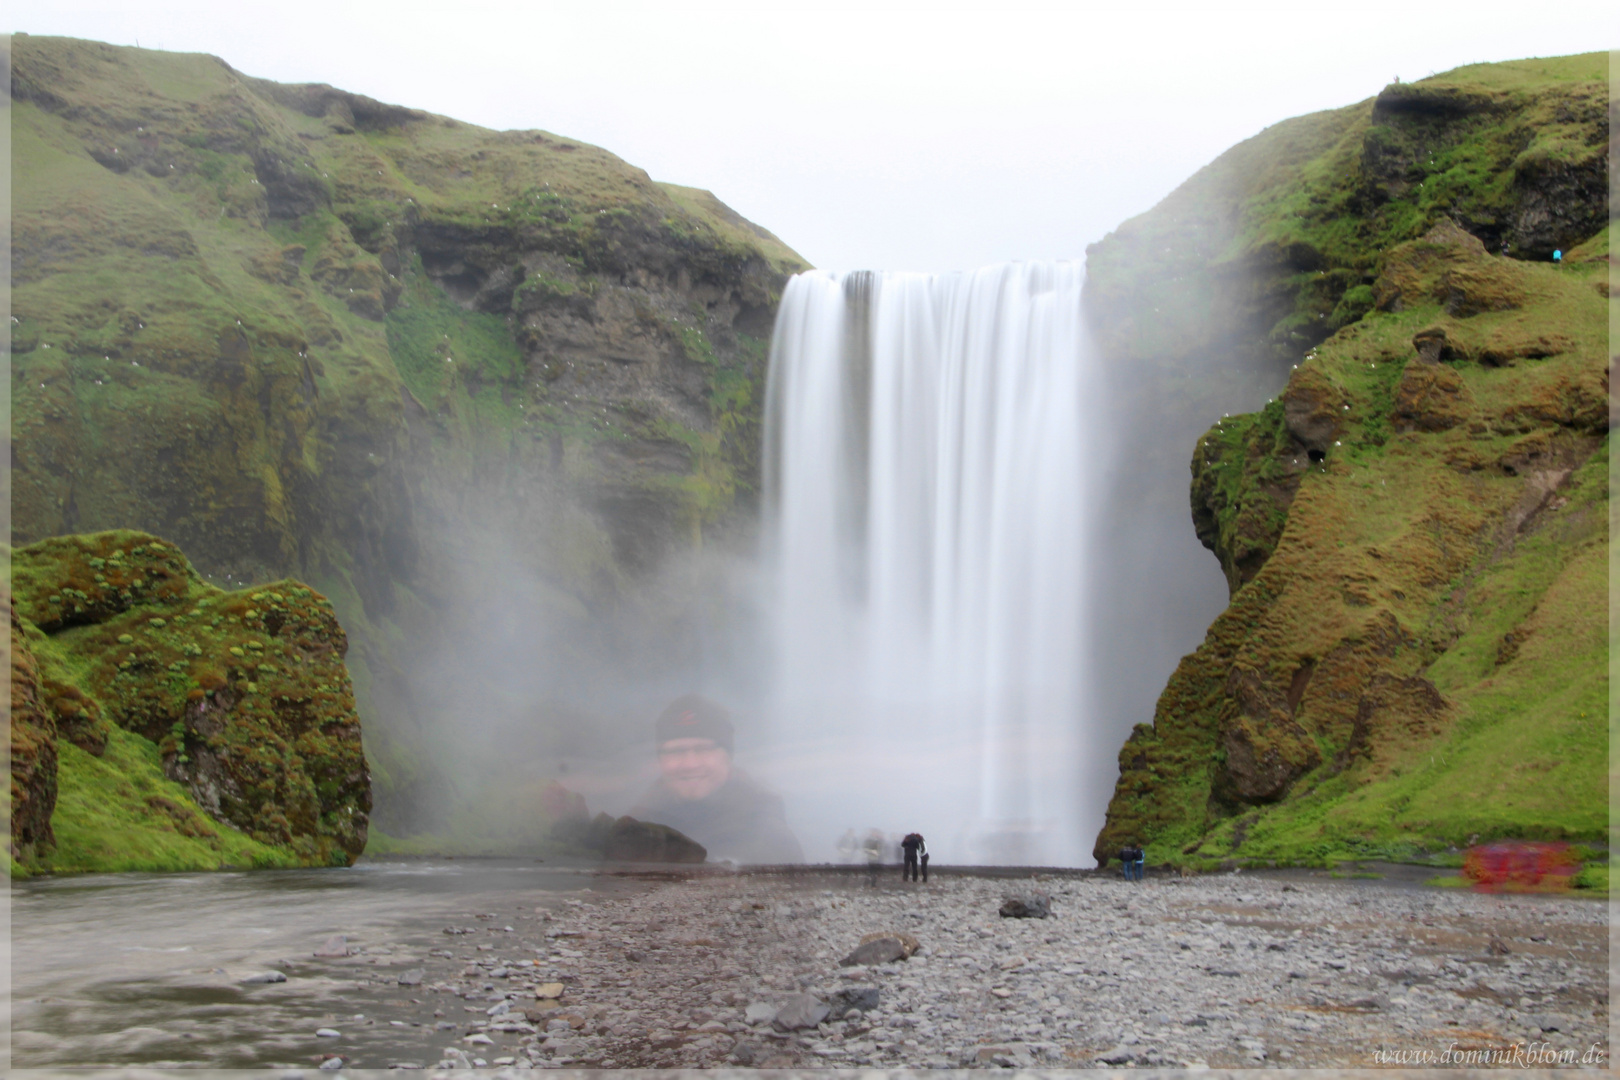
293,866,1608,1071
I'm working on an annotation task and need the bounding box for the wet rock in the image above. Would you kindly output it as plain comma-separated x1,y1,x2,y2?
397,968,424,986
318,1057,345,1071
998,891,1050,918
315,1028,341,1038
772,993,830,1031
314,935,349,957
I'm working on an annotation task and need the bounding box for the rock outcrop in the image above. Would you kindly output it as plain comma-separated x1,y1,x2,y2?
8,594,58,860
1090,54,1608,867
9,530,371,871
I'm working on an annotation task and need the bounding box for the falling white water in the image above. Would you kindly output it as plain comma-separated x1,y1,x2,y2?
759,262,1106,867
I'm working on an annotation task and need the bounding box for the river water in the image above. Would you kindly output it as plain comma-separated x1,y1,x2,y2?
9,857,631,1069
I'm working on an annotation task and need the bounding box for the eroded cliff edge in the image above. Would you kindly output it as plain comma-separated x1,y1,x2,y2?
10,35,809,841
1088,55,1610,866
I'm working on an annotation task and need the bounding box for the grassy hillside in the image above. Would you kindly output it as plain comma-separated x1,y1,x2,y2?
1088,55,1610,870
9,34,810,843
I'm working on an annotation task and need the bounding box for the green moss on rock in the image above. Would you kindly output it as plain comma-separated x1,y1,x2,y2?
10,530,371,873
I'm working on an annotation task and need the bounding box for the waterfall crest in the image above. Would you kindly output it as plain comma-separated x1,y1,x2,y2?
762,262,1105,866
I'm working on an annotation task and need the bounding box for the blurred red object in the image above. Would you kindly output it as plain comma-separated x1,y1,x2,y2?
1462,841,1578,892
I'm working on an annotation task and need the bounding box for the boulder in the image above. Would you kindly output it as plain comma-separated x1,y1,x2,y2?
841,936,908,966
827,986,880,1019
602,816,706,863
999,892,1051,919
771,992,829,1031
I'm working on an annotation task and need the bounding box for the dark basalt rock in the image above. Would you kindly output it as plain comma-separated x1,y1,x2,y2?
8,597,58,859
999,892,1051,919
601,816,707,864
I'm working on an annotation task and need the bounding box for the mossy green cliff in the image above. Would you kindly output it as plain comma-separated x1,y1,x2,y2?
1088,55,1609,868
7,531,370,874
9,35,809,840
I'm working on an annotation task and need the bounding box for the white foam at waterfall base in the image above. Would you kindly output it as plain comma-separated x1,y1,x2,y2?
759,262,1110,867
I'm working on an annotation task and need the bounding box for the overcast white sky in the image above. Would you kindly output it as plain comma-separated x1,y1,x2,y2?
14,3,1617,271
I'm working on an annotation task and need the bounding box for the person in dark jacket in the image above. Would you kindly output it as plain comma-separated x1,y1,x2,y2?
901,832,926,882
629,693,803,865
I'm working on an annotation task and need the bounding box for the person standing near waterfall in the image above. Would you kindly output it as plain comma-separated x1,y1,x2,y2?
629,693,803,865
901,832,926,882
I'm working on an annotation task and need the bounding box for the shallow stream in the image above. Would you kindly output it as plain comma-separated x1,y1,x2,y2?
9,858,626,1069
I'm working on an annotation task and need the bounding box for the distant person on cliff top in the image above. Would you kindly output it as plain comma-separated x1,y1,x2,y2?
629,693,803,865
901,832,926,882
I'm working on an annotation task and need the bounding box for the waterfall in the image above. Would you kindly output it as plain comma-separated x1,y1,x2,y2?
760,262,1105,867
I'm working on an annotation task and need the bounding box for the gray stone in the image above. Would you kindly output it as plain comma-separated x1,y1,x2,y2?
314,935,349,957
315,1028,341,1038
841,937,907,966
999,892,1051,919
744,1002,779,1025
397,968,424,987
772,993,830,1031
242,971,288,984
318,1058,345,1071
827,986,880,1020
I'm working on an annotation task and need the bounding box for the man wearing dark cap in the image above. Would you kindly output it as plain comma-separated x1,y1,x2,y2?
629,693,803,865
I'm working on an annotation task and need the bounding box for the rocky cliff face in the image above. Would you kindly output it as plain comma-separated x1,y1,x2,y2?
1087,54,1609,866
9,531,370,872
9,35,808,841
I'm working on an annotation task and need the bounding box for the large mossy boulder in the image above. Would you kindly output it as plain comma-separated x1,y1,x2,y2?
9,530,371,872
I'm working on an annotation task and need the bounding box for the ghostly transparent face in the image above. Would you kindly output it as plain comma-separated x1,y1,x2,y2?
657,737,732,800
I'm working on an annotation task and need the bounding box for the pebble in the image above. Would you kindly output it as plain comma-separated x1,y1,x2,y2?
314,1028,340,1038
